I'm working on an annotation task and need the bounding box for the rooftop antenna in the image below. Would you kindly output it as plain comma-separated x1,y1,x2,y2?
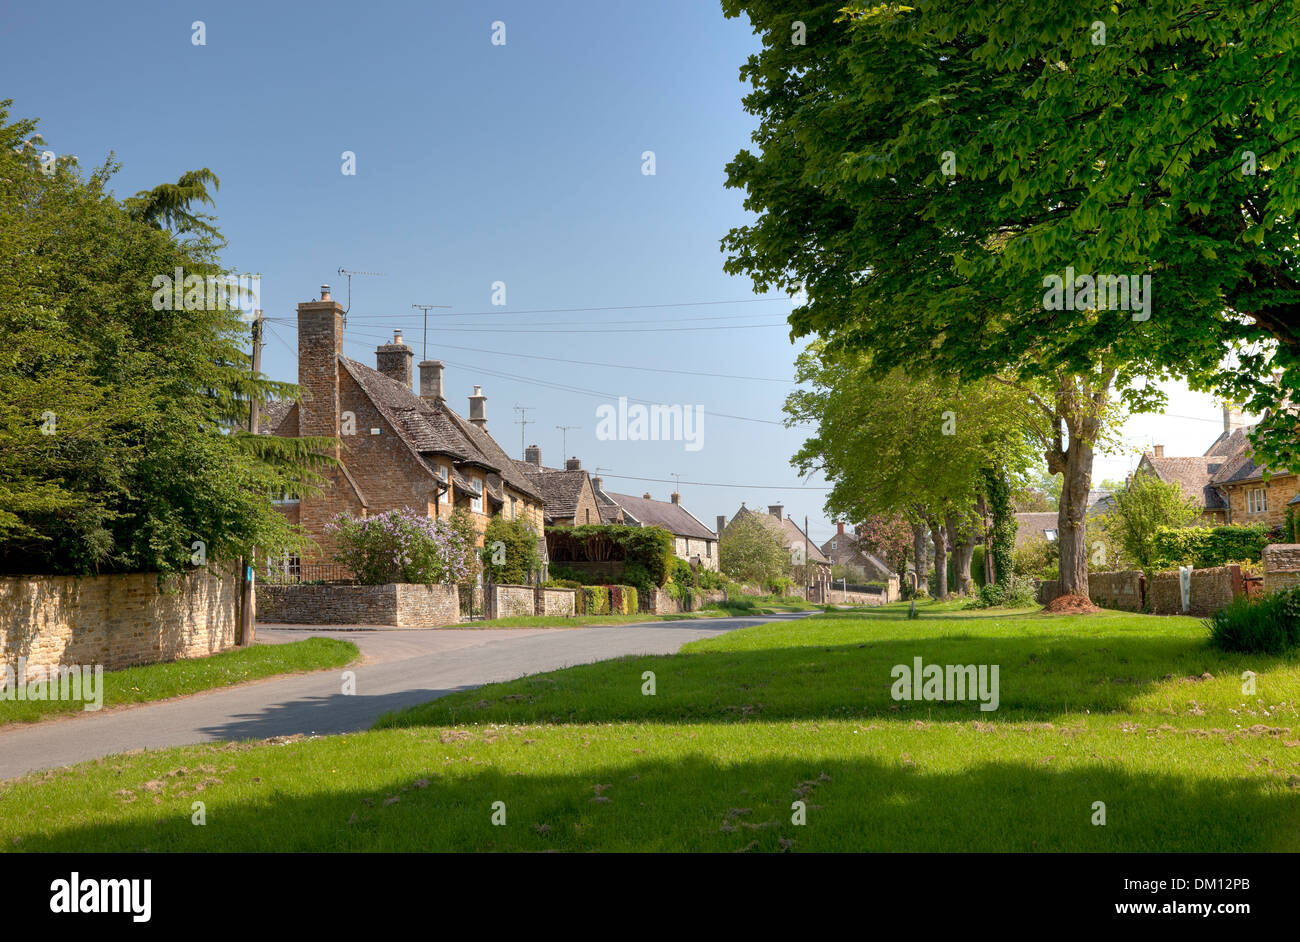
336,267,385,326
671,473,682,493
513,405,534,461
412,303,452,361
556,425,581,458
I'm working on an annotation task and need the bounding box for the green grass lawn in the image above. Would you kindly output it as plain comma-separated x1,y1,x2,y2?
0,638,358,725
3,601,1299,852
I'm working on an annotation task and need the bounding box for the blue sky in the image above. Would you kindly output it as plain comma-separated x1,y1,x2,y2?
0,0,1239,541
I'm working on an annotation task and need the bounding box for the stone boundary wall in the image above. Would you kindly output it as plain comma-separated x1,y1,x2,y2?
1037,566,1241,615
485,584,535,620
259,582,577,626
2,566,240,676
1147,566,1239,616
1264,544,1300,595
648,588,726,615
258,583,459,627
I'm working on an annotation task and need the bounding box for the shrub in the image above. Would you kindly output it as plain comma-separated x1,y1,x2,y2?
1013,536,1058,580
481,514,541,584
327,508,474,585
1205,587,1300,654
1151,524,1268,570
546,524,675,587
580,586,610,615
963,574,1038,610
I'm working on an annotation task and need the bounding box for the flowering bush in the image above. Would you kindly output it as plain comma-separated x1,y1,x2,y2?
327,508,474,585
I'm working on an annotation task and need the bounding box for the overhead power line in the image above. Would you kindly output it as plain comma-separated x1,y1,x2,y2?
349,296,794,319
595,471,830,490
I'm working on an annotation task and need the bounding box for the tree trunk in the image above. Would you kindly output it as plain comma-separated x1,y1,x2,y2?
1055,438,1094,599
946,514,974,596
929,515,949,599
910,520,929,595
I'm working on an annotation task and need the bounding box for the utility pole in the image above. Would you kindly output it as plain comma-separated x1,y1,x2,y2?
411,303,452,361
514,405,534,460
240,309,264,649
805,514,812,603
556,425,580,459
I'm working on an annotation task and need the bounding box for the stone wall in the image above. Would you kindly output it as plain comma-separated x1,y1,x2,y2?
485,584,535,620
536,587,575,617
1147,566,1239,616
648,588,725,614
2,567,240,677
1086,570,1144,612
257,582,459,627
1264,543,1300,594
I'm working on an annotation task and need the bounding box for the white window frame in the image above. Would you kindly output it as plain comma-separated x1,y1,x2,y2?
1248,487,1267,514
471,477,484,513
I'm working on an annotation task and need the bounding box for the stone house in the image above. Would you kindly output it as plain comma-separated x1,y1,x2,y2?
819,522,894,582
513,448,606,526
1140,404,1295,530
262,285,546,572
592,484,718,570
720,504,832,589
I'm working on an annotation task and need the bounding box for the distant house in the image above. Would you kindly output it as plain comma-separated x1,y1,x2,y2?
513,448,605,526
1014,512,1061,549
1139,404,1294,529
262,286,546,571
593,482,718,570
819,522,894,582
720,504,832,589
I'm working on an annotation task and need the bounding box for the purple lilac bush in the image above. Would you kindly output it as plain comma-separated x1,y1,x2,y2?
326,508,474,585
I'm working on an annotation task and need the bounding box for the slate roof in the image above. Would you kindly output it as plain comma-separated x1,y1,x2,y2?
1142,455,1229,510
275,356,544,503
604,491,717,541
512,464,591,521
258,400,295,435
1015,512,1059,548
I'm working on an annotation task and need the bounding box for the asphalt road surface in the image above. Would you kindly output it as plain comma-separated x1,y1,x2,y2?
0,612,812,780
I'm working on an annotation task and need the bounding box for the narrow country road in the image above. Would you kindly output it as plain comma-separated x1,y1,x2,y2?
0,612,811,780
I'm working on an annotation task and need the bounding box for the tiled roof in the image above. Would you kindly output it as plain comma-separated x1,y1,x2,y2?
258,400,295,435
604,491,717,541
1143,455,1228,509
1014,512,1059,548
515,466,590,521
339,357,543,502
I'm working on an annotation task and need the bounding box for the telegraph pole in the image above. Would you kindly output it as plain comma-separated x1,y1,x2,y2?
240,309,264,648
411,303,452,361
556,425,580,459
247,310,263,433
514,405,534,460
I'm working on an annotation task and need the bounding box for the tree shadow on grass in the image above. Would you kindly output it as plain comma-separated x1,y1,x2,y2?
376,632,1299,728
9,752,1299,853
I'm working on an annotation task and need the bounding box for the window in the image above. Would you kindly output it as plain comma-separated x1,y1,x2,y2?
706,540,712,558
270,488,299,505
1248,488,1267,514
585,508,591,523
471,477,483,513
830,540,837,550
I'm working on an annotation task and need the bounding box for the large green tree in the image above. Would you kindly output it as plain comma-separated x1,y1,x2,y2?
721,0,1299,596
0,102,333,575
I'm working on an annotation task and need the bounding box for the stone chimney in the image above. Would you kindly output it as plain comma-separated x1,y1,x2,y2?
468,386,487,429
375,330,414,389
716,515,728,536
670,492,680,504
524,444,542,467
565,457,581,471
837,521,846,535
643,492,652,500
592,475,603,491
419,359,444,402
1153,444,1165,458
1224,403,1246,433
297,285,345,459
769,504,784,520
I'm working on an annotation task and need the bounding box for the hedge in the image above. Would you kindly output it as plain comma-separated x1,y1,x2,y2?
545,524,675,587
1150,524,1269,570
574,584,639,615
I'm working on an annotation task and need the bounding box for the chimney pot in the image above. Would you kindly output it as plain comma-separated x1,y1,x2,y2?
320,285,331,301
1153,444,1165,458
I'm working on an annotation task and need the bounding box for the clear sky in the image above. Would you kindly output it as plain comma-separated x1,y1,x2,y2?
0,0,1242,541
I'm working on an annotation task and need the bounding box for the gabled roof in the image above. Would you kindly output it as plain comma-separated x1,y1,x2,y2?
513,464,591,521
604,491,717,541
258,400,295,435
1141,455,1228,510
1014,512,1059,548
